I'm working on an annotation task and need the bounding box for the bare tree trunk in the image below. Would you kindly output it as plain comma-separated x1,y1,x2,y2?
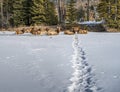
0,0,3,30
58,0,61,23
57,0,65,24
87,0,90,21
115,0,117,21
6,0,9,28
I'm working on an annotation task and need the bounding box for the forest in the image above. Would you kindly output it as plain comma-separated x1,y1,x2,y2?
0,0,120,31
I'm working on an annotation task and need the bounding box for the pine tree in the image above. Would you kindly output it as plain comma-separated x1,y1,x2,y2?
2,0,31,27
44,0,58,25
23,0,32,26
97,0,120,29
117,0,120,29
30,0,45,25
76,6,85,21
66,0,77,24
10,0,25,27
1,0,59,27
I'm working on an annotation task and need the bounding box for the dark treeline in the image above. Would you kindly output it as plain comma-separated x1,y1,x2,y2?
0,0,120,30
0,0,87,28
0,0,58,27
97,0,120,29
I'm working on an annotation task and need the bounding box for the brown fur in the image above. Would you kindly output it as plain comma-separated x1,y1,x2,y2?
45,27,50,32
36,28,41,35
64,30,75,35
72,27,79,33
78,30,88,34
47,29,59,35
56,27,61,32
37,31,41,35
15,28,24,35
40,30,47,35
55,27,61,34
25,28,31,33
30,28,43,35
30,27,38,35
21,28,25,33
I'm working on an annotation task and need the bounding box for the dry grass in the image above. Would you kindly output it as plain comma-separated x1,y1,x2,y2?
107,28,120,32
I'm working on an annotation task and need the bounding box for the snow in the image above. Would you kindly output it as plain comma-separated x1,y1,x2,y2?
77,20,105,25
0,31,120,92
68,33,98,92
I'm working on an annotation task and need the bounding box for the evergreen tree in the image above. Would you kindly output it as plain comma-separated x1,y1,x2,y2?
2,0,31,27
66,0,77,24
30,0,45,25
10,0,25,27
1,0,59,27
117,0,120,29
44,0,58,25
97,0,120,29
76,6,85,21
23,0,32,26
30,0,58,25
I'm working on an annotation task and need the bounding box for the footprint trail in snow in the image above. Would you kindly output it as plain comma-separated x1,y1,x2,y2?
68,33,100,92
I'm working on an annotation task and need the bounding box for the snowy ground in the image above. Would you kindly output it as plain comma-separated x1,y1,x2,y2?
0,31,120,92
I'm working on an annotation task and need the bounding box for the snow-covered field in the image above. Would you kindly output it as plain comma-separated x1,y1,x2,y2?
0,31,120,92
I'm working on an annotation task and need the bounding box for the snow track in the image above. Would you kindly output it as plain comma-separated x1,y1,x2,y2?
68,33,99,92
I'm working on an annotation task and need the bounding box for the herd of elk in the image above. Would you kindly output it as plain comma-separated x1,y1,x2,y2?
15,26,88,35
15,27,61,35
64,27,88,35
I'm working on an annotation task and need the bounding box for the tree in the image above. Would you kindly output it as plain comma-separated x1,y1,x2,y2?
30,0,45,25
0,0,3,28
23,0,32,26
66,0,77,24
76,6,85,22
30,0,58,25
10,0,25,27
2,0,32,27
3,0,8,27
1,0,59,27
44,0,58,25
97,0,120,29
